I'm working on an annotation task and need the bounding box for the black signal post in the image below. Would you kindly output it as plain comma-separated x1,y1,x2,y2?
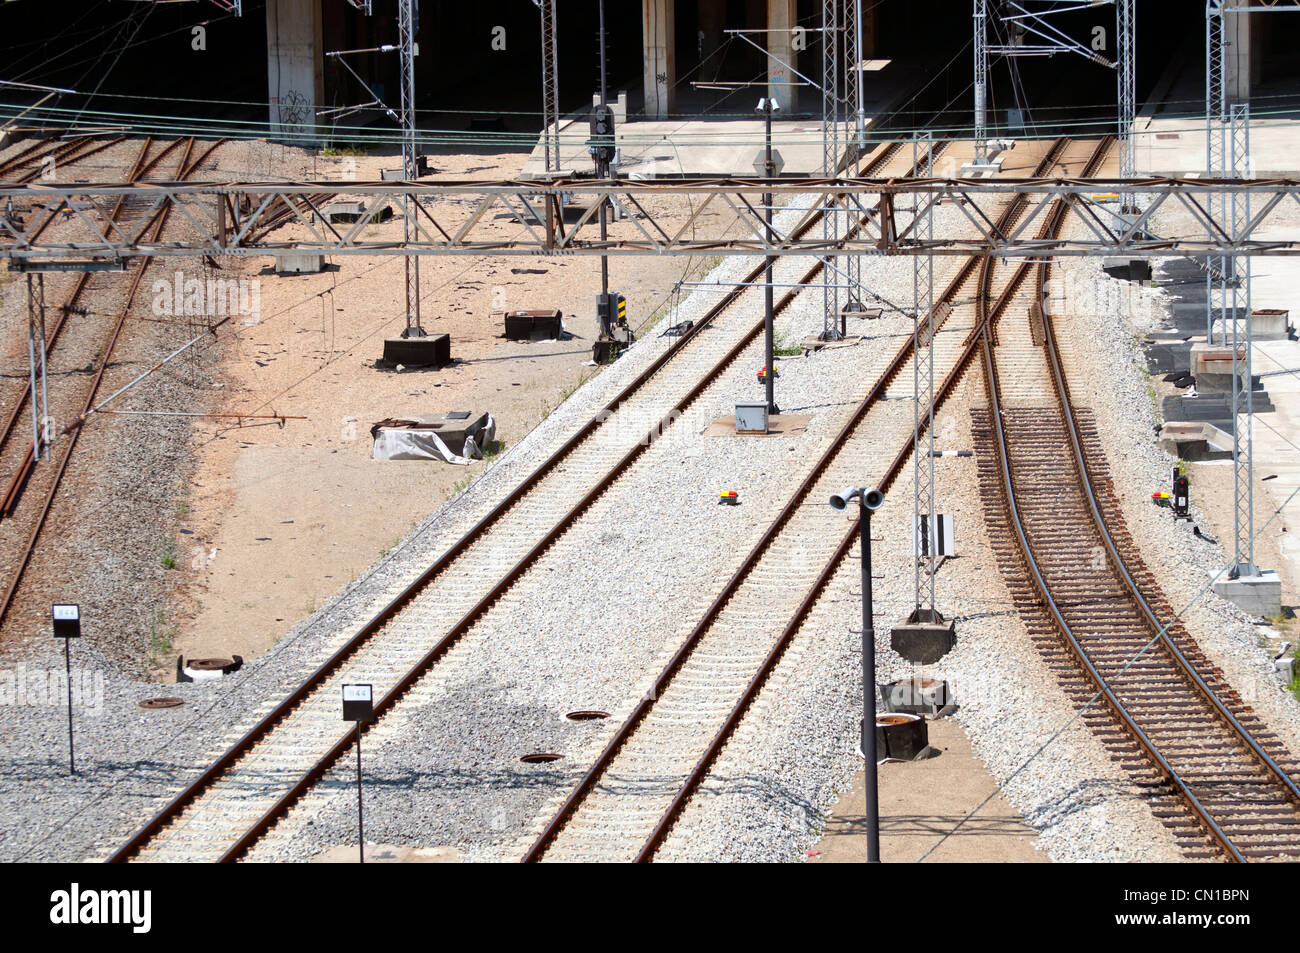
829,487,884,862
342,683,375,863
52,603,79,775
758,96,780,415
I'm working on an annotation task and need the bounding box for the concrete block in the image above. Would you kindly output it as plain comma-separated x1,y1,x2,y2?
879,678,952,717
960,158,1003,177
1251,309,1292,340
890,612,956,664
1211,569,1282,618
404,411,489,449
501,309,563,341
382,333,450,368
275,252,326,274
1158,422,1234,461
322,201,392,224
1102,258,1153,282
1191,342,1246,378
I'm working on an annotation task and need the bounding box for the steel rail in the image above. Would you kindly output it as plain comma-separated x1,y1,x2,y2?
1037,252,1300,838
0,139,219,630
106,139,923,863
976,139,1258,861
0,135,97,181
629,139,1089,862
523,138,1080,863
0,137,195,520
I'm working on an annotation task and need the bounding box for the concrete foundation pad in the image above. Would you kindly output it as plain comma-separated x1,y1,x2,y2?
1191,341,1246,378
1212,316,1291,341
313,844,459,863
1210,568,1282,617
890,620,956,665
381,333,451,368
703,413,811,437
1158,421,1234,461
960,160,1004,177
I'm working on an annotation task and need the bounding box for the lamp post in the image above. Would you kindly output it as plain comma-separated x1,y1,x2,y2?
830,485,884,862
757,96,780,415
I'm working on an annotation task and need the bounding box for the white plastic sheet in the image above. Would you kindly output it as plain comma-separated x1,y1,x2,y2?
371,414,496,464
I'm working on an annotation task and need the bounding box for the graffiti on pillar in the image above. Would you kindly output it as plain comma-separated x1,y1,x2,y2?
276,89,310,140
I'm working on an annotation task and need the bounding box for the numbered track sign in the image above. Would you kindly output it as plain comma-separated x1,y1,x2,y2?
52,604,81,639
342,683,375,722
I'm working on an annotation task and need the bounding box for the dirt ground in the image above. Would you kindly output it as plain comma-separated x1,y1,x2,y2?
809,718,1045,863
166,143,731,672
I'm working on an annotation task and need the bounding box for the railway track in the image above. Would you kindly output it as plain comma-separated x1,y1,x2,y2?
973,152,1300,860
520,137,1098,862
0,136,224,631
0,135,127,184
105,136,943,863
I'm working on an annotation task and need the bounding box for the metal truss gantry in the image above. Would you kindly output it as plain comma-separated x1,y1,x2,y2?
6,177,1300,262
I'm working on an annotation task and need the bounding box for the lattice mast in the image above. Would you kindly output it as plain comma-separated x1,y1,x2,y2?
535,0,561,173
399,0,421,334
844,0,867,310
822,0,841,340
973,0,989,163
911,134,937,615
1117,0,1136,179
1207,1,1255,575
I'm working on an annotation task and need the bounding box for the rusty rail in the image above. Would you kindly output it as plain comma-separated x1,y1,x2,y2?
522,137,1083,863
106,138,924,863
0,139,223,629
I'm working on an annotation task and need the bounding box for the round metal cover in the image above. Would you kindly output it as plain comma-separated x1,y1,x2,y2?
519,752,563,764
138,697,185,710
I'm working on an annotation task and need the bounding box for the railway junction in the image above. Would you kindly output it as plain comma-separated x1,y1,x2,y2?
0,1,1299,890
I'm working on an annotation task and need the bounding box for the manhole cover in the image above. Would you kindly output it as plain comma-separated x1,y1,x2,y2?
564,710,610,722
519,752,563,764
138,697,185,710
187,658,232,671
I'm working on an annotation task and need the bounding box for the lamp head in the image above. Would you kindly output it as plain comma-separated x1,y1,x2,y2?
829,487,884,511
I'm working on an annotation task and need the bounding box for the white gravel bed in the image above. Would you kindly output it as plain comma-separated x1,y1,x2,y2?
651,377,1183,863
239,219,937,862
1054,253,1300,758
0,194,834,863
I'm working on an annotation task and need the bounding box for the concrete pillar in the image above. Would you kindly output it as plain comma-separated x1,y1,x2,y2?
643,0,676,118
767,0,798,112
1224,2,1252,103
266,0,324,141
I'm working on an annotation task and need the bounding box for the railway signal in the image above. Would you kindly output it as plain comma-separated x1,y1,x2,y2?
342,683,374,863
828,485,884,863
51,603,79,774
1173,469,1190,519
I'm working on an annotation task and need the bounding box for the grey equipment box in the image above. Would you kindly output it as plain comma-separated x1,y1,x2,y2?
383,333,451,367
502,309,563,341
734,401,769,434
